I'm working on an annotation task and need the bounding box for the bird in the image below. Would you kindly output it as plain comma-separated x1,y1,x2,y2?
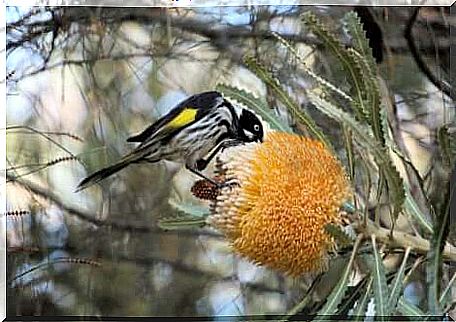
75,91,264,192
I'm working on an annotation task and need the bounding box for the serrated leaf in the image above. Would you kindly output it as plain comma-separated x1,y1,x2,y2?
279,273,322,321
343,11,377,75
324,223,354,249
272,31,353,103
243,55,332,150
308,92,405,219
157,215,207,231
337,274,370,316
366,61,382,144
302,11,369,123
388,247,411,310
356,150,375,222
370,235,390,318
168,198,210,217
427,179,451,315
215,83,293,133
343,12,383,143
380,91,430,227
343,125,355,182
439,272,456,307
352,277,373,320
438,125,456,167
397,297,425,316
314,235,363,317
404,187,433,234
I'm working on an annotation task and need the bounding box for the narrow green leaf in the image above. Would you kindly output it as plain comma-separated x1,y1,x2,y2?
308,92,405,219
439,272,456,306
168,198,210,217
352,277,373,319
272,31,353,103
380,108,423,225
343,12,383,143
370,234,390,318
306,92,373,153
280,273,324,322
336,273,370,316
367,74,382,145
315,235,363,317
427,178,451,314
215,83,293,133
343,11,377,76
388,247,412,310
404,187,433,234
342,125,355,182
243,55,332,150
324,223,354,249
157,215,207,231
376,176,388,227
356,148,374,225
438,125,456,166
397,297,425,316
302,12,368,123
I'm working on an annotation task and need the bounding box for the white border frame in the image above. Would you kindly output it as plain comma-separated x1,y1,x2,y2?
1,3,6,321
1,1,454,321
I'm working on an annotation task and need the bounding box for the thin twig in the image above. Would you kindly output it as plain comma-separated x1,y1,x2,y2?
7,7,450,83
404,8,456,101
5,125,81,164
118,254,284,295
6,172,222,239
9,257,101,285
7,129,83,142
357,219,456,262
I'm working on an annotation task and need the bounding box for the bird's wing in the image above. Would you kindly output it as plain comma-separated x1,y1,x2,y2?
126,91,223,146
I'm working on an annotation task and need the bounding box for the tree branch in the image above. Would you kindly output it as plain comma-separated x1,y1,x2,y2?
404,7,456,101
356,219,456,262
6,173,222,239
117,254,285,294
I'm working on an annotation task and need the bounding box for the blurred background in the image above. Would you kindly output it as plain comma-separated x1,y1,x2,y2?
5,5,454,318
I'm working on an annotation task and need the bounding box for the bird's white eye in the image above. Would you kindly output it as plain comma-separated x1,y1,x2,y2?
254,124,260,132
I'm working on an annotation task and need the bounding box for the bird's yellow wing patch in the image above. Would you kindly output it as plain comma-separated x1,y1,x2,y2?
166,108,198,129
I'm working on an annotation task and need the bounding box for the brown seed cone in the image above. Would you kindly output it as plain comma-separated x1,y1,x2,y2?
190,174,226,201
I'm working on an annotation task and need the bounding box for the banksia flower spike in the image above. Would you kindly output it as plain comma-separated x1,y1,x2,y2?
195,131,351,277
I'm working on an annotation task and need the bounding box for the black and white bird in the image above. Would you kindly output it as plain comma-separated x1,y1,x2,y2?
76,91,264,192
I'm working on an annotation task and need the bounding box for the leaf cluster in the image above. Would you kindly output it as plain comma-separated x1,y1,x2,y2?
208,11,453,320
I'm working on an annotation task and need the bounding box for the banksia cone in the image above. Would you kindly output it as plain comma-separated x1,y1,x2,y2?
203,131,351,276
191,175,225,201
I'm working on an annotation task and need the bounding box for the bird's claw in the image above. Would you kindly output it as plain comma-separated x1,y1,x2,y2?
216,180,240,190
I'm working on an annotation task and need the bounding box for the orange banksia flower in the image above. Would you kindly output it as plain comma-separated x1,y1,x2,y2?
205,131,351,276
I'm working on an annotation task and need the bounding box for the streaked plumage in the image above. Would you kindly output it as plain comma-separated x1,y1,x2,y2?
76,91,264,192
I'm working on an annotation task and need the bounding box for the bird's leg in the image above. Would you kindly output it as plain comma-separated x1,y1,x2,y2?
189,139,243,189
195,139,243,171
186,165,219,186
187,165,239,191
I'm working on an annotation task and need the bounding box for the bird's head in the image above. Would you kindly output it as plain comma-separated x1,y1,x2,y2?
237,108,264,143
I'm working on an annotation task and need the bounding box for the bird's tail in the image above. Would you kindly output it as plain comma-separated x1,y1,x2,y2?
75,157,134,192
